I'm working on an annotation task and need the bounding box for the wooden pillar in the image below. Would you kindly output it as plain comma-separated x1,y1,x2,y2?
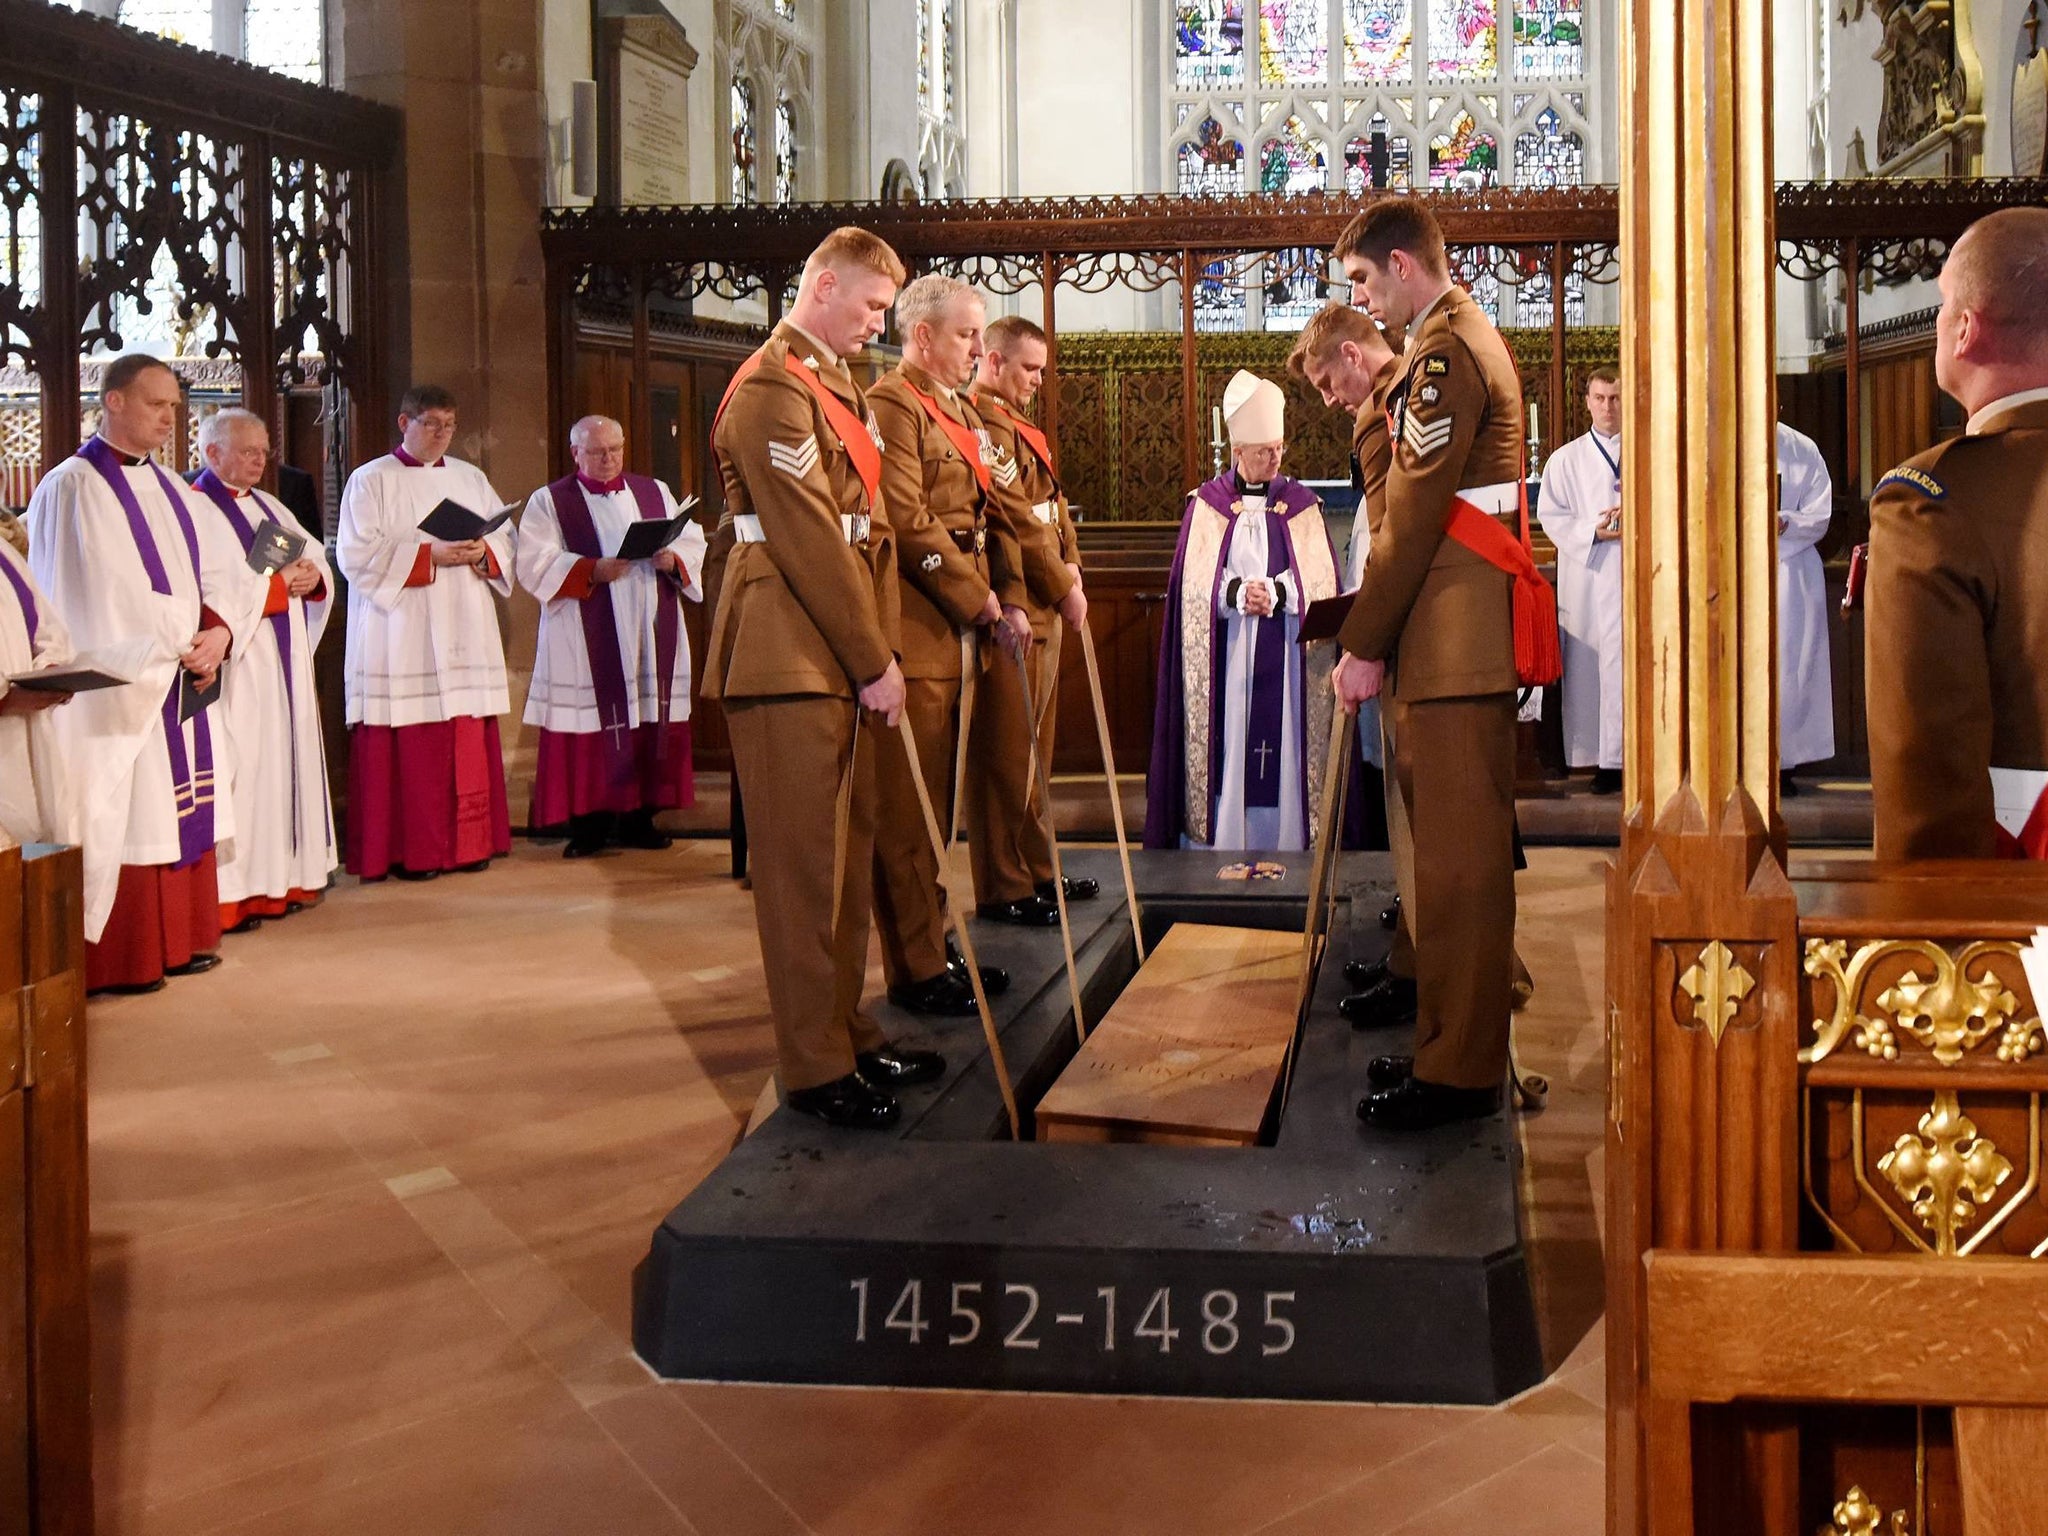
543,254,578,483
36,82,80,473
1840,237,1861,498
1038,251,1059,456
1179,249,1200,496
1606,0,1803,1524
1547,241,1568,463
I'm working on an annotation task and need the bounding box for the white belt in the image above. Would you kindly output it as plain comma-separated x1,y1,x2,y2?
733,512,869,546
1454,482,1520,517
1031,500,1057,526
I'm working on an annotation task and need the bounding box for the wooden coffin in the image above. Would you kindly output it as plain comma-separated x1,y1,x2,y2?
1035,922,1304,1147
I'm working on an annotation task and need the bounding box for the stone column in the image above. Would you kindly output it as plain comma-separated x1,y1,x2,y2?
343,0,550,811
1605,0,1804,1525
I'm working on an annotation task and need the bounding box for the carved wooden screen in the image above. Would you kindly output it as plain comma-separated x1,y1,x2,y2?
0,0,397,504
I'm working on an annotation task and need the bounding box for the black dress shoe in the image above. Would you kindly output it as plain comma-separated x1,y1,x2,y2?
855,1047,947,1087
166,953,221,977
887,970,983,1017
1344,954,1403,989
391,866,440,882
227,914,263,935
615,810,674,850
1589,768,1624,796
1338,972,1419,1029
1379,895,1401,930
89,977,168,997
1357,1075,1500,1131
1037,876,1100,903
977,895,1062,927
786,1073,901,1129
1778,770,1802,799
1366,1053,1414,1089
563,834,608,859
947,951,1010,996
455,859,493,874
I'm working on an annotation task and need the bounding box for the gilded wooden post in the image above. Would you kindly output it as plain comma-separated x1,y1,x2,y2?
1606,0,1804,1523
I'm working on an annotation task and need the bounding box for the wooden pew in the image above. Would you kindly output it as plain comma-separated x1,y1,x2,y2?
0,843,92,1536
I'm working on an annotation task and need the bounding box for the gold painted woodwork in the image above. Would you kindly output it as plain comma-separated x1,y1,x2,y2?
1820,1485,1910,1536
1677,941,1758,1048
1803,939,2044,1069
1874,1093,2020,1256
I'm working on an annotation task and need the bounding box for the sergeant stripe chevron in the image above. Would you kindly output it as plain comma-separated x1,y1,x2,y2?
1402,410,1454,458
767,434,820,479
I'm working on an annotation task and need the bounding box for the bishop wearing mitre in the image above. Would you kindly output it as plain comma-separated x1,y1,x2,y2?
1145,369,1345,851
27,354,268,993
336,384,516,881
191,408,338,929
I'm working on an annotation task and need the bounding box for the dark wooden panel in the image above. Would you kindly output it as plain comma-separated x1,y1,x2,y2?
0,843,26,1536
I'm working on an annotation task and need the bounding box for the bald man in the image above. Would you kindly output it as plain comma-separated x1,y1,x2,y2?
517,416,707,857
1867,207,2048,860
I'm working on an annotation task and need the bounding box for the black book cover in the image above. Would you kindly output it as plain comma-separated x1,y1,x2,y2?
7,665,130,695
246,518,308,575
417,499,515,542
614,513,695,562
179,664,223,722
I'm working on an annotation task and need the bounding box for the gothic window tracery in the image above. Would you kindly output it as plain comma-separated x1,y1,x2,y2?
719,1,814,204
85,0,327,84
918,0,966,198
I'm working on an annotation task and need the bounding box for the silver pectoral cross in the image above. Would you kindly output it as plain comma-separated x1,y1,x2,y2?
1253,739,1274,780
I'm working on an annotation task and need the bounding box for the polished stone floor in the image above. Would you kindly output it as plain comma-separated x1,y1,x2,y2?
88,839,1614,1535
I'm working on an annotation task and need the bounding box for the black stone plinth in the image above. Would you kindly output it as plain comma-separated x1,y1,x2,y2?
633,850,1543,1403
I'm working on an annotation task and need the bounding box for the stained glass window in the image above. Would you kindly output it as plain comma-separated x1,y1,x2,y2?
1427,0,1498,82
244,0,323,84
1427,107,1498,187
1344,115,1412,192
1194,258,1249,331
774,0,796,17
1515,267,1586,326
1512,106,1582,185
1259,1,1328,85
1343,0,1412,84
1262,247,1328,330
730,77,758,204
939,0,958,121
1177,115,1246,195
917,0,934,115
1176,3,1247,89
1258,116,1328,192
118,0,214,50
774,93,799,203
1512,0,1582,79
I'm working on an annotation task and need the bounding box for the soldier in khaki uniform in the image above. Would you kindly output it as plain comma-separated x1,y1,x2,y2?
966,314,1097,919
705,226,942,1130
867,275,1031,1015
1331,199,1526,1132
1867,207,2048,861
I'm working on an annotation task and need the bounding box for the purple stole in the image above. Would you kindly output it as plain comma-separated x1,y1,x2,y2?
192,469,318,852
0,553,38,644
546,473,682,786
76,435,216,869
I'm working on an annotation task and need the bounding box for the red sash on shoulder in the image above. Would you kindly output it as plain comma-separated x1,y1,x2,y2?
715,347,882,505
902,380,992,494
989,397,1057,478
1443,481,1562,688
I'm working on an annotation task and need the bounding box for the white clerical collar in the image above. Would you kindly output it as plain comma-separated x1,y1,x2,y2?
95,432,153,467
1967,385,2048,436
787,321,842,368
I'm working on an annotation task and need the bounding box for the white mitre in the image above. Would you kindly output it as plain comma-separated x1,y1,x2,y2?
1223,369,1285,445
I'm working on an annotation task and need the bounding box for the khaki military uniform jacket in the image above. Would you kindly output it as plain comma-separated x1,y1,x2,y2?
1337,286,1522,702
1352,352,1406,537
973,389,1078,638
1867,392,2048,860
869,363,1020,680
704,323,897,702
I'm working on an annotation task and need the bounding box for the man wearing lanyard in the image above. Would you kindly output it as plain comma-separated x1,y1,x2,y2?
1535,368,1625,795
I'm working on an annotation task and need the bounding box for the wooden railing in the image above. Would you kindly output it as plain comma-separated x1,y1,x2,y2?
0,842,91,1536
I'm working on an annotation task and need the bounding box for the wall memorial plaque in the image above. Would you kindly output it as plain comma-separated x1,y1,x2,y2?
595,0,698,207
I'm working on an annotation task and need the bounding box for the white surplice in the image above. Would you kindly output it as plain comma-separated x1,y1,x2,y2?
1211,493,1307,851
202,485,339,905
336,453,515,727
1537,428,1625,770
25,452,268,939
515,479,707,733
0,539,84,855
1776,422,1836,768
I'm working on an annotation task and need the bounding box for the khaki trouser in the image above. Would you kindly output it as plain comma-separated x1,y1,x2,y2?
1389,691,1518,1090
1380,707,1419,979
872,674,960,988
725,695,888,1092
966,635,1059,906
